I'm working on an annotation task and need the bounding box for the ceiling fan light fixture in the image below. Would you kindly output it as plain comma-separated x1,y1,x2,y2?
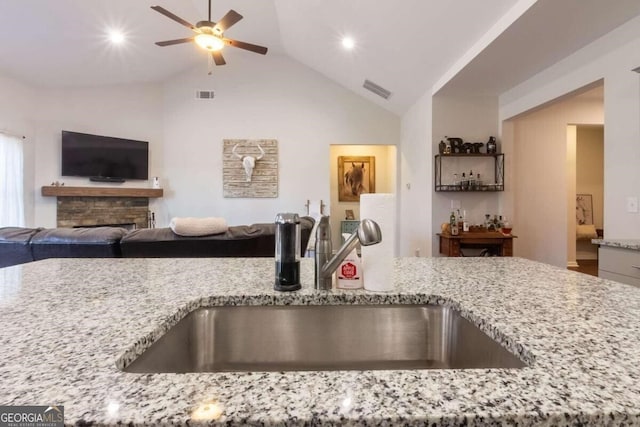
151,3,267,66
195,33,224,51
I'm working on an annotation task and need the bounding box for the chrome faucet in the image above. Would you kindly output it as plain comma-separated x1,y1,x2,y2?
314,216,382,290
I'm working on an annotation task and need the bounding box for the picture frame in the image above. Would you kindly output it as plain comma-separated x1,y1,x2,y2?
576,194,593,225
338,156,375,202
345,209,355,220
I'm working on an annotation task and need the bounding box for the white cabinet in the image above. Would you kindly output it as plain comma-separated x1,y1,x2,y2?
598,246,640,288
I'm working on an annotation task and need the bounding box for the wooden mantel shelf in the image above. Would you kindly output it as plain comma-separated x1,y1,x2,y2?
41,186,163,198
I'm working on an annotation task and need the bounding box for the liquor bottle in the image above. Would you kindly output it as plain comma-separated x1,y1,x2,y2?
461,172,468,190
457,209,463,231
462,210,469,232
469,170,475,190
450,212,459,236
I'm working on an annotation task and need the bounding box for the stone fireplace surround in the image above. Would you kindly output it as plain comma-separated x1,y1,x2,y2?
57,196,149,229
41,186,163,229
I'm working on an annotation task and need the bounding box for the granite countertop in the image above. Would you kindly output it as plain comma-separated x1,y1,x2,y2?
592,238,640,251
1,257,640,426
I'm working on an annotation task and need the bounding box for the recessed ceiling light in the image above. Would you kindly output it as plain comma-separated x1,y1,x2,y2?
108,30,125,44
341,37,355,50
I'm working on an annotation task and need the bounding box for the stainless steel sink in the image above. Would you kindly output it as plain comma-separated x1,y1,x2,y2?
124,305,525,373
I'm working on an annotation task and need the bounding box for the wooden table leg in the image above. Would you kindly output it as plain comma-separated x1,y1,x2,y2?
502,239,513,256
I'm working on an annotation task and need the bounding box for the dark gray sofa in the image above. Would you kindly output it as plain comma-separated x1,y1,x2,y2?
31,227,127,261
0,216,314,268
0,227,41,268
120,216,314,258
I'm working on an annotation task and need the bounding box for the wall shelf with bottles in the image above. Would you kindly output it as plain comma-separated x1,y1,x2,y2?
434,153,504,192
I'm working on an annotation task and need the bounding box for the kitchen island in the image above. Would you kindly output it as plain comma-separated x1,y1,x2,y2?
593,238,640,288
1,257,639,426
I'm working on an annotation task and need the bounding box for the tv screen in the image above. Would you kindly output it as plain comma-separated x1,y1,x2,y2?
61,131,149,181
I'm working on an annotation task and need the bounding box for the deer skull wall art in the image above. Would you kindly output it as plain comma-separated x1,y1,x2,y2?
232,143,265,182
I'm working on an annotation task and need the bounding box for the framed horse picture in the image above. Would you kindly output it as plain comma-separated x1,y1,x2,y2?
338,156,375,202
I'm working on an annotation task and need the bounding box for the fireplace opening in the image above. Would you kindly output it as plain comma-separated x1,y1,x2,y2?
73,223,137,231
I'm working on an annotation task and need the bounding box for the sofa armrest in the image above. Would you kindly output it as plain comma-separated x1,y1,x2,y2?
31,227,127,260
0,227,41,267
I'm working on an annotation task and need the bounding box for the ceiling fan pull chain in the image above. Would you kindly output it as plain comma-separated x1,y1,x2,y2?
208,53,213,75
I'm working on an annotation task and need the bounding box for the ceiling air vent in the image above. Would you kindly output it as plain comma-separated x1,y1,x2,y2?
363,79,392,100
195,90,215,99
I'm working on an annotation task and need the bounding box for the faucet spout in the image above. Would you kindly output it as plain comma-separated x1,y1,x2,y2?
314,217,381,290
320,231,360,278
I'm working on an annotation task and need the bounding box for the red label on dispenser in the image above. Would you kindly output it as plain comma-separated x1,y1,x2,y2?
340,262,359,279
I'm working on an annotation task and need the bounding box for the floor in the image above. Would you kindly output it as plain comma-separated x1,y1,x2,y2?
568,259,598,277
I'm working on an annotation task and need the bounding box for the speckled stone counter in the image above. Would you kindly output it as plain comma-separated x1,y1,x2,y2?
592,238,640,251
1,257,640,426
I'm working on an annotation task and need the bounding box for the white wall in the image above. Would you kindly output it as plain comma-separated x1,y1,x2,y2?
504,90,603,267
0,74,36,226
399,92,432,257
431,95,500,256
3,53,399,231
500,15,640,240
161,53,400,227
31,83,164,227
329,145,396,250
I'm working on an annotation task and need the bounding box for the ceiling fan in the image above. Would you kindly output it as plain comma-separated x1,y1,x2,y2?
151,0,268,67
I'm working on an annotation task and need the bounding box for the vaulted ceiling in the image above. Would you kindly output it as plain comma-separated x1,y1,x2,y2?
1,0,639,115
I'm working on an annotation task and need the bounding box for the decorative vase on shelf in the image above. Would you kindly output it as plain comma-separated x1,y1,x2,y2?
486,136,497,154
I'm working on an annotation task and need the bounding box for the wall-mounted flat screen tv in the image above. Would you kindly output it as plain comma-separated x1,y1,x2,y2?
61,130,149,182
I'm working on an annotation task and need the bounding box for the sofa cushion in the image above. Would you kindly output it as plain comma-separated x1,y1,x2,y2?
120,216,315,258
31,227,128,260
0,227,40,268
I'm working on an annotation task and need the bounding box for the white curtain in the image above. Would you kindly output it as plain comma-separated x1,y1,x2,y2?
0,133,24,227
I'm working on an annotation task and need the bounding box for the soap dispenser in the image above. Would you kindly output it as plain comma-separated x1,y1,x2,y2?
274,213,301,291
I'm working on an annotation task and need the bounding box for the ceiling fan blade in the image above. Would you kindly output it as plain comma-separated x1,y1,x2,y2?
155,37,194,47
212,51,226,66
223,38,268,55
213,10,243,33
151,6,196,30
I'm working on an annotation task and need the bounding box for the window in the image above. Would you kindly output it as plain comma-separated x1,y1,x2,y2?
0,133,24,227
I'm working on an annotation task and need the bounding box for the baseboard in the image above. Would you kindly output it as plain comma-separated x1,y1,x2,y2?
567,261,579,268
576,259,598,265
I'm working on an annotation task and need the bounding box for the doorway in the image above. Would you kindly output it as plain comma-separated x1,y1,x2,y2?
503,83,603,268
329,145,397,250
570,124,604,275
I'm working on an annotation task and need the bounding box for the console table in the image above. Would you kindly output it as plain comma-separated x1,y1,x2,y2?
437,232,516,257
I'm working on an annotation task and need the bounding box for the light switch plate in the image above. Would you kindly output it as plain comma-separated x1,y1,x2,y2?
627,196,639,213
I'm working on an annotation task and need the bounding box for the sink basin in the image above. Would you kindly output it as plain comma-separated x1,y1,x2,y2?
123,304,525,373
